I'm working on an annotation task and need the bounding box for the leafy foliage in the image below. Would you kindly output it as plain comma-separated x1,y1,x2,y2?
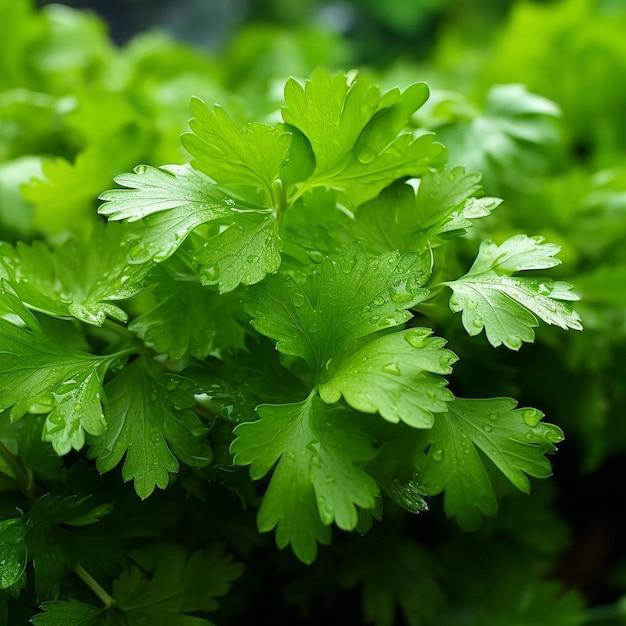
1,0,614,624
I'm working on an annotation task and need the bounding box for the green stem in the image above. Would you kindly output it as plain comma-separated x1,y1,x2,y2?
272,178,287,230
102,318,138,343
74,564,115,609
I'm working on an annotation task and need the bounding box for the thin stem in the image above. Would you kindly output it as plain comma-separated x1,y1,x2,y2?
102,318,138,343
74,564,115,609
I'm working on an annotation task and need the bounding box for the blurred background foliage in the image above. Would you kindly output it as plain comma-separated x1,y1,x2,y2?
2,0,626,624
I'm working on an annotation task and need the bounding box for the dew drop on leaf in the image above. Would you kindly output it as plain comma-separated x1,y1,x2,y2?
372,296,385,306
432,449,444,462
482,424,493,432
200,263,220,285
522,409,542,428
292,291,305,307
340,254,357,275
381,362,401,376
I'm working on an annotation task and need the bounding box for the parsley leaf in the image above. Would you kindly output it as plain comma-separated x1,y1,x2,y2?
420,397,564,530
429,84,561,191
351,167,501,255
231,393,379,563
112,544,243,624
31,600,106,625
129,278,245,360
182,97,291,199
0,518,27,590
319,328,457,428
0,224,148,326
98,164,259,264
445,234,583,349
194,211,281,293
89,359,212,499
0,318,114,455
246,242,430,372
282,69,444,206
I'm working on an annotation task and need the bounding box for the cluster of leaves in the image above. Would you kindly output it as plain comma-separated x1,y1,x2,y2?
3,0,621,624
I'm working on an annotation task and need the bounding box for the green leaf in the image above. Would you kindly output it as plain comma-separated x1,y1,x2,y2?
89,359,213,499
98,164,260,264
0,518,27,590
194,211,281,293
231,393,379,563
351,167,500,254
129,279,245,360
182,97,291,198
0,319,113,455
420,397,564,530
432,84,561,191
282,69,444,206
246,242,430,372
0,224,149,326
445,235,583,349
31,600,106,625
112,544,243,624
319,328,457,428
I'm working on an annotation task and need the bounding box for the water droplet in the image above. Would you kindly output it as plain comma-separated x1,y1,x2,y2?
482,423,492,432
200,263,220,285
382,362,401,376
308,323,318,333
292,292,305,307
472,318,483,329
467,300,478,309
432,448,444,462
488,413,498,422
135,164,147,175
246,255,257,263
73,403,83,413
391,281,412,303
522,409,542,428
372,296,385,306
308,250,325,263
405,328,430,348
340,254,358,275
128,241,148,262
538,283,551,295
356,145,377,164
369,315,381,325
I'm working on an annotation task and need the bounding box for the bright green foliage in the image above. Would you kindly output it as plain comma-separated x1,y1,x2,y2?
426,84,561,191
420,398,564,530
89,359,212,499
0,224,148,325
319,328,457,428
0,318,115,455
0,4,591,622
183,97,291,199
351,166,501,254
247,242,430,372
194,211,281,293
445,235,583,349
282,69,445,205
99,164,257,264
231,394,378,563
